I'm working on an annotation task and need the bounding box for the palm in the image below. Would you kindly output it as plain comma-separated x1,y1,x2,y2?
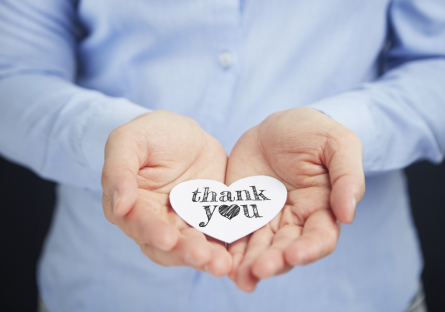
130,141,228,267
226,108,364,292
228,126,332,227
134,130,227,229
103,111,231,275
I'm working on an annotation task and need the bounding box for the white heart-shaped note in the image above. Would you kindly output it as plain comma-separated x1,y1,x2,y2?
169,176,287,243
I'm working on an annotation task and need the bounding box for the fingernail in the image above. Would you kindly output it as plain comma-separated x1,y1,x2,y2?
243,283,256,293
351,197,357,222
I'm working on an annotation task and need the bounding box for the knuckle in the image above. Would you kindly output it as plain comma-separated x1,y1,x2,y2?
325,239,337,256
341,128,361,146
230,249,245,258
104,211,116,225
102,197,116,225
140,244,172,267
151,110,176,123
108,125,125,141
322,230,338,256
101,170,110,185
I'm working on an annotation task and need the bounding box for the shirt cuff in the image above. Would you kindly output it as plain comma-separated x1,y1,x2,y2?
309,92,380,173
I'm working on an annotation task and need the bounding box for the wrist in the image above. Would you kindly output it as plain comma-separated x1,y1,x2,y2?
82,98,150,182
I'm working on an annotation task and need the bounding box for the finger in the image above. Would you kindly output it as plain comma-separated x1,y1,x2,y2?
251,224,302,279
102,126,148,219
284,187,330,226
228,236,250,281
142,227,212,268
324,130,365,224
235,226,274,292
177,227,213,268
119,201,179,251
207,239,232,277
285,209,341,266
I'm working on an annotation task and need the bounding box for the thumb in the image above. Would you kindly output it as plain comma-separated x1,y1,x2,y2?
324,130,365,224
101,127,144,220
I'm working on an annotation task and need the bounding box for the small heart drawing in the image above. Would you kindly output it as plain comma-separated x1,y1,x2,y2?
218,204,240,220
169,176,287,243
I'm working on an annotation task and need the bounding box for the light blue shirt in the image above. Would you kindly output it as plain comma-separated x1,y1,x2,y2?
1,0,445,311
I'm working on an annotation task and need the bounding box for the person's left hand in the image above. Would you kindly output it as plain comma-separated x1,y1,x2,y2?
226,107,365,292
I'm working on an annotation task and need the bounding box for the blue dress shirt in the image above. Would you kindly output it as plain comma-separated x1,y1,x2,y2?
1,0,445,311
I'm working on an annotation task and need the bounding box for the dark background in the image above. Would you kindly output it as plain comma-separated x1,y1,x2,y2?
1,156,444,311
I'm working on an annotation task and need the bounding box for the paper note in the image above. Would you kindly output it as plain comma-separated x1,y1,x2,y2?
169,176,287,243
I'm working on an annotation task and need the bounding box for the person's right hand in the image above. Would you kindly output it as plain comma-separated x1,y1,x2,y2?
101,110,231,276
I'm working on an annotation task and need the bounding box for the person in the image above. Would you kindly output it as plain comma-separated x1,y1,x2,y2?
0,0,444,311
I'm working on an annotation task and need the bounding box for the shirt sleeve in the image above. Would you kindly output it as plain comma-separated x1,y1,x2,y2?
310,0,445,175
0,0,150,190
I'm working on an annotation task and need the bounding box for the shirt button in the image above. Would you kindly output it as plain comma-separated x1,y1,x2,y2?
218,51,233,68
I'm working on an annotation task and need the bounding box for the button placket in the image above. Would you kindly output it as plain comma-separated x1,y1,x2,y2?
195,0,242,150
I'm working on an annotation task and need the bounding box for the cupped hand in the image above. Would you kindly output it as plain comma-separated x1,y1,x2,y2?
101,110,231,276
226,107,365,291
